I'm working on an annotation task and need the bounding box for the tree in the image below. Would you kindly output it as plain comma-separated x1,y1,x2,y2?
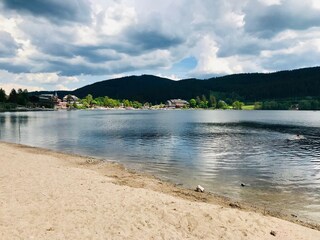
85,94,93,106
189,98,197,108
310,99,320,110
66,94,75,109
217,100,228,109
232,101,244,110
17,89,29,106
132,101,142,108
299,100,311,110
81,99,89,108
94,97,104,106
262,101,278,110
196,96,201,107
254,102,262,110
8,89,18,103
199,101,208,108
200,95,208,108
0,88,6,102
208,94,217,109
123,99,131,107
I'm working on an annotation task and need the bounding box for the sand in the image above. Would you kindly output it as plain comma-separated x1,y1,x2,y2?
0,142,319,240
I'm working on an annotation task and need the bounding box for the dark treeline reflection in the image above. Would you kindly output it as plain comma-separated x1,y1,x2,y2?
9,115,29,125
0,115,29,125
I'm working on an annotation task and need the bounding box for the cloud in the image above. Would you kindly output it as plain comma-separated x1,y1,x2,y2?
244,0,320,38
0,83,44,94
155,74,180,81
0,31,20,57
126,29,184,52
260,37,320,71
0,70,79,93
2,0,91,23
0,0,319,91
55,84,71,90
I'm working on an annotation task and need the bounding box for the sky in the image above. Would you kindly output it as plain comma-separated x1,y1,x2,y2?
0,0,320,93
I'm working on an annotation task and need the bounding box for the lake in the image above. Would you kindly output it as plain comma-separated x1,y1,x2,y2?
1,110,320,223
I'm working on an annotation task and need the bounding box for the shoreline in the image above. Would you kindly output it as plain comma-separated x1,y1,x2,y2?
1,141,319,239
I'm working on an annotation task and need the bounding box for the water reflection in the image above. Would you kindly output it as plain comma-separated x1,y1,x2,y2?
0,114,29,141
9,115,29,125
0,110,320,222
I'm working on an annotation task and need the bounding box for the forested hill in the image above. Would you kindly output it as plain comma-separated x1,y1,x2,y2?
33,67,320,103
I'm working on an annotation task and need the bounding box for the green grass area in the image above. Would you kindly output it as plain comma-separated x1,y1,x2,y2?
242,105,255,110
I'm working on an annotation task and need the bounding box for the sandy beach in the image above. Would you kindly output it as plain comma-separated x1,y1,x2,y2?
0,142,319,240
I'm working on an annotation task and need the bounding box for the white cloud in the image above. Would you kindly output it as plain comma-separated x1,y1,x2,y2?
155,74,180,81
258,0,282,6
55,84,70,90
0,83,44,94
191,36,242,76
0,70,79,92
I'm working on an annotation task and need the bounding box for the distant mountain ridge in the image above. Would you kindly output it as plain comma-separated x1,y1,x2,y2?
32,66,320,103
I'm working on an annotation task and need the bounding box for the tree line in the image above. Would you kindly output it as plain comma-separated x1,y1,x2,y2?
75,94,145,109
1,88,320,111
75,93,245,110
188,94,244,110
254,98,320,110
0,88,30,110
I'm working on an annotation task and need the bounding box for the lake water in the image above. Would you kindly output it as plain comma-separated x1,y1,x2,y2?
1,110,320,223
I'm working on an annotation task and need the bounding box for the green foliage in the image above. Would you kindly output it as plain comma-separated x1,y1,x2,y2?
82,96,146,109
85,94,93,106
0,88,6,102
189,99,197,108
3,88,29,106
0,102,17,111
242,105,255,110
195,96,201,106
8,89,18,103
17,89,28,105
104,98,120,108
298,99,320,110
80,99,89,108
200,95,208,108
251,98,320,110
199,100,208,108
262,101,278,110
94,97,104,106
217,100,228,109
254,102,262,110
123,99,131,107
232,101,244,110
208,94,217,109
132,101,142,108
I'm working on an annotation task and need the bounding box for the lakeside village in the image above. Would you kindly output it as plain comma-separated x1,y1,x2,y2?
14,93,219,110
1,88,320,111
0,88,249,111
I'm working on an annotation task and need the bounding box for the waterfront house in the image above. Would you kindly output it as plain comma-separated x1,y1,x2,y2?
166,99,189,108
63,95,79,104
39,93,59,108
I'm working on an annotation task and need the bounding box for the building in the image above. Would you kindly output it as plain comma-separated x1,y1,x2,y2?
38,93,59,108
166,99,189,108
63,95,79,104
